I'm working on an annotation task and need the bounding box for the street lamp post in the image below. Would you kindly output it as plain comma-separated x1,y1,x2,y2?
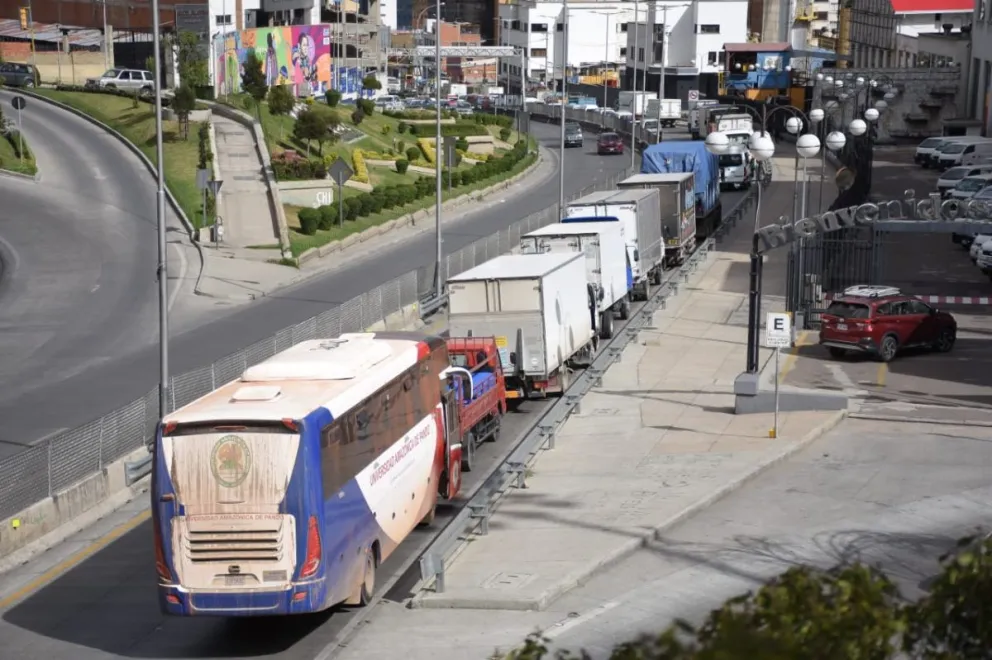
433,0,444,296
705,103,821,373
151,0,169,419
629,0,639,169
557,0,569,218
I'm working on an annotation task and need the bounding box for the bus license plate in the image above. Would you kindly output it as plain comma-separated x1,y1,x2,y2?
836,323,847,331
225,575,247,586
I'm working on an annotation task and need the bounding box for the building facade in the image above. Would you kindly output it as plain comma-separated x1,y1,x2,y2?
848,0,972,67
969,0,992,129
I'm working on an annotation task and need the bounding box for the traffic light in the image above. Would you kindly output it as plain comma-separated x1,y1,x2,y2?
18,7,29,30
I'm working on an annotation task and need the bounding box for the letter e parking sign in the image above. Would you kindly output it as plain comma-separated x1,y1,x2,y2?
765,312,792,348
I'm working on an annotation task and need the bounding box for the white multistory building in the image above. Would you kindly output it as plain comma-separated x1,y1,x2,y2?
498,1,635,87
849,0,972,67
970,0,992,129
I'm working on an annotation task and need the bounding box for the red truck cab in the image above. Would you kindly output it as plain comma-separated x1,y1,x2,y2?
445,337,507,473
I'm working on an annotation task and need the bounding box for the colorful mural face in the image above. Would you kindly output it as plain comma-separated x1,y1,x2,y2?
214,25,332,98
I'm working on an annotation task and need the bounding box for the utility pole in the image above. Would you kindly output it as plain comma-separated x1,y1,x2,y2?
654,4,667,144
151,0,170,419
557,0,569,218
433,0,444,295
630,0,639,169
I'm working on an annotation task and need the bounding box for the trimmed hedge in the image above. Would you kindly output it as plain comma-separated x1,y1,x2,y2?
408,122,490,138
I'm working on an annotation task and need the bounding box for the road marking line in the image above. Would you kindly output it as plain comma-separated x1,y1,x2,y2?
0,509,151,611
876,362,888,387
825,363,858,391
778,330,810,384
542,601,621,640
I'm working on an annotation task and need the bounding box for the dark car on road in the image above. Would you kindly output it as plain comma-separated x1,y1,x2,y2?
818,285,957,362
0,62,39,88
597,132,624,155
564,122,584,148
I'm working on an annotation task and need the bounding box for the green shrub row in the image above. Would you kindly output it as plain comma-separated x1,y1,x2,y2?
501,533,992,660
50,84,175,107
272,157,327,181
295,141,530,237
407,123,489,138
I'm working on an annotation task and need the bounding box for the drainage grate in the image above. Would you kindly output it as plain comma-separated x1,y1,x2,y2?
481,572,536,590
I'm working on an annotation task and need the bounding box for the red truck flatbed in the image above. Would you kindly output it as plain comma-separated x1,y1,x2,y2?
446,337,507,472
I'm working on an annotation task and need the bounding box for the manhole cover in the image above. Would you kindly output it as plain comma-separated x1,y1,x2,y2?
481,572,536,590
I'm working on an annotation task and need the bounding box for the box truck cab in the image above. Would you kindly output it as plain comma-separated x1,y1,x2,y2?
718,146,752,190
446,253,598,405
520,222,631,339
563,188,665,301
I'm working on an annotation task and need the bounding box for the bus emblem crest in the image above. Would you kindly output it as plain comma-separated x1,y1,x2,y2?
211,435,252,488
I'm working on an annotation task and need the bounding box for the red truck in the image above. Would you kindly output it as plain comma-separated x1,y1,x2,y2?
444,337,507,473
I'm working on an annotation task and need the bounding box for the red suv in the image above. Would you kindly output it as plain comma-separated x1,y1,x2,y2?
819,286,957,362
597,132,624,155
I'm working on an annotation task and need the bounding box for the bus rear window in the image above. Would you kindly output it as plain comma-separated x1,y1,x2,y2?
163,421,298,436
825,302,871,319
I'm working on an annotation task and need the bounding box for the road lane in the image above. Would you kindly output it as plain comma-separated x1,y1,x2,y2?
0,89,189,454
0,120,633,447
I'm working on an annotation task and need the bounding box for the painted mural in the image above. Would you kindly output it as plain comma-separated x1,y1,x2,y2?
214,25,332,98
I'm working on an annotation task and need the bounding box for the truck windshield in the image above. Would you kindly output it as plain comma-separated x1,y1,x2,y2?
719,154,743,167
726,134,749,147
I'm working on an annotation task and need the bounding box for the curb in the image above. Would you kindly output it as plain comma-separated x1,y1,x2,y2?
849,412,992,427
410,408,848,612
0,168,39,182
16,88,207,293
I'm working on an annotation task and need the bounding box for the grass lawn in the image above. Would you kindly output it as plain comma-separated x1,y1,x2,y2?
0,133,37,176
283,149,538,257
34,89,207,227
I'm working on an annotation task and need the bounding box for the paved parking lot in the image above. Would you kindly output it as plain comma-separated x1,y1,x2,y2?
780,145,992,410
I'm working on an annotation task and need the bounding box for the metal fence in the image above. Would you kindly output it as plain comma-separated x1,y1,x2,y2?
0,148,633,524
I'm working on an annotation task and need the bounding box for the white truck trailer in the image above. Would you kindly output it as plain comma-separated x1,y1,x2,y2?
618,91,658,117
520,222,630,339
646,98,682,128
447,253,597,403
562,189,664,301
617,172,697,267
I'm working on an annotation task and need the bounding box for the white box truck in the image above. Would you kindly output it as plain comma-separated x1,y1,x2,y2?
618,91,658,117
618,172,697,267
563,189,664,301
645,98,682,128
520,222,630,339
447,253,597,403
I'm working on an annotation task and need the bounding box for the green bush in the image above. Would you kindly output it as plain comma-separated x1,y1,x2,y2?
297,207,320,235
499,127,512,141
272,157,325,181
381,124,391,135
449,171,462,187
357,193,374,217
473,113,513,128
317,204,337,230
324,89,341,107
357,98,375,116
408,122,489,138
369,194,385,213
454,137,469,152
344,196,361,221
405,146,421,162
398,121,408,133
395,159,409,175
351,109,365,125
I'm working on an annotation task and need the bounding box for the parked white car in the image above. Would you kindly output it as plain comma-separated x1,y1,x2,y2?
84,68,155,94
977,240,992,275
949,174,992,200
915,137,945,166
969,233,992,261
937,165,992,197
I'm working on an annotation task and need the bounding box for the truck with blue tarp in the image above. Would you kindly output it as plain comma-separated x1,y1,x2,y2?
637,140,722,241
562,189,665,301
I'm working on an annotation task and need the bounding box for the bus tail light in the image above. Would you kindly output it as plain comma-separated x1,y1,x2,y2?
154,523,174,583
299,516,321,579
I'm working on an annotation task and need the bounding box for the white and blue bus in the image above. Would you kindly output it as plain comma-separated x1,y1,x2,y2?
152,332,463,616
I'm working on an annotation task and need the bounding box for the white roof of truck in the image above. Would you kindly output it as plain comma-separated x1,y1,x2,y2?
448,252,581,281
620,172,693,184
569,188,657,206
524,222,612,237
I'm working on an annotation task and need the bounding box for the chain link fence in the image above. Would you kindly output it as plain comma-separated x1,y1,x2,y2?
0,120,636,525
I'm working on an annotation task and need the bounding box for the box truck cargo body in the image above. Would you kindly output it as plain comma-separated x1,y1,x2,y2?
640,141,721,241
447,253,597,402
520,222,631,338
563,188,664,300
618,172,697,267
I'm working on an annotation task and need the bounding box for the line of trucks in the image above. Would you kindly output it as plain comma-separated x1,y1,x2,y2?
443,140,721,412
690,102,761,190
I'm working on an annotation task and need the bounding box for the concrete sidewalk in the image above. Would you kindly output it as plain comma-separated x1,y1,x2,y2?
330,149,847,660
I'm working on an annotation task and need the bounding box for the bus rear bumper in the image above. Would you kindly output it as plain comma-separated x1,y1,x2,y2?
158,580,327,616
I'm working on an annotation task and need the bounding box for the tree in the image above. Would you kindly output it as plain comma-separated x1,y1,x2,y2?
293,108,331,156
241,50,268,118
171,31,209,89
361,74,381,98
268,85,296,141
172,84,197,140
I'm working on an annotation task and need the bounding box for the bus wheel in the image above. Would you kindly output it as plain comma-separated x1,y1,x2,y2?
360,547,377,606
461,432,475,472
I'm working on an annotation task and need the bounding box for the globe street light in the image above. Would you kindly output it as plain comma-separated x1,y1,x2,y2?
705,130,730,156
796,133,821,159
864,107,880,122
749,133,775,160
786,116,803,134
849,118,867,136
809,107,825,124
826,130,847,152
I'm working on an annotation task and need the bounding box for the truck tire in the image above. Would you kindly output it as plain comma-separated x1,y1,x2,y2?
461,431,476,472
600,312,614,339
651,268,663,285
488,416,501,442
617,297,631,320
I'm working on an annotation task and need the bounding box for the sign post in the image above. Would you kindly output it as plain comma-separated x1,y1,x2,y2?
444,136,458,192
764,312,792,439
196,168,210,229
327,159,355,228
207,179,223,245
10,96,26,164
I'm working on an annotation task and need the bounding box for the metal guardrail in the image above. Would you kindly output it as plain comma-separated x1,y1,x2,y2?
418,183,761,592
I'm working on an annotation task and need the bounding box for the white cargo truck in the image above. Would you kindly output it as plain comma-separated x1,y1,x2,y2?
563,189,664,301
704,112,753,148
447,253,598,404
646,98,682,128
617,172,697,267
618,90,658,117
520,222,631,339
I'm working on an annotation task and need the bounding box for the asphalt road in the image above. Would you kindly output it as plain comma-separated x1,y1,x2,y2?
0,119,633,450
542,416,992,658
0,89,186,457
0,182,748,660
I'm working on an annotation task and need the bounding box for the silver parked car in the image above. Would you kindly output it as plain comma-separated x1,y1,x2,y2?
85,68,155,94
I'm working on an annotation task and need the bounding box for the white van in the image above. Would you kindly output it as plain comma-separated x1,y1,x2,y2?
915,137,945,165
960,142,992,165
936,138,992,169
937,165,992,197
